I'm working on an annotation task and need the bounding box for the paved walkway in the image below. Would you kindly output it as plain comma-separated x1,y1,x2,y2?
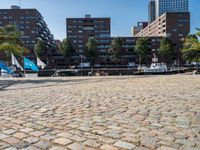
0,76,200,150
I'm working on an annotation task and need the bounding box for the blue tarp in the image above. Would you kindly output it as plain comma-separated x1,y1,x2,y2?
24,57,39,71
0,61,13,74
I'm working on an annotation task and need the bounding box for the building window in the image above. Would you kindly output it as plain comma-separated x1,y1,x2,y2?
83,26,94,31
179,34,184,37
99,34,110,38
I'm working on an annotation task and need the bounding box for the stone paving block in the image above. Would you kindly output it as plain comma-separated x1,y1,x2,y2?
157,146,178,150
15,141,30,149
24,137,39,144
34,140,51,149
0,141,10,149
175,139,195,146
57,132,72,138
141,136,160,149
3,129,16,135
20,128,34,133
68,142,85,150
2,137,20,145
135,147,150,150
21,145,41,150
53,138,72,146
100,144,119,150
12,132,28,139
70,135,86,142
40,134,56,141
0,133,9,139
49,146,66,150
83,139,100,148
3,147,17,150
29,131,45,137
114,140,136,150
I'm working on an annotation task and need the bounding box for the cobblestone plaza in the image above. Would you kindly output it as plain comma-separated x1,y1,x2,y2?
0,76,200,150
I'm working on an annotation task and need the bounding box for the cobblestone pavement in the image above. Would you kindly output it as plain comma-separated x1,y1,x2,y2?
0,76,200,150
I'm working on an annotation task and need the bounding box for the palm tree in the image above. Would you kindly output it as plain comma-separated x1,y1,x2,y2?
108,37,123,67
135,37,149,66
85,38,98,75
0,25,26,61
182,29,200,69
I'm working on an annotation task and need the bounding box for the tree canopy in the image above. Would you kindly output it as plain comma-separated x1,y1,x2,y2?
182,29,200,63
34,40,46,59
0,25,27,59
59,38,73,58
85,38,98,65
108,37,123,62
159,37,173,63
135,37,149,65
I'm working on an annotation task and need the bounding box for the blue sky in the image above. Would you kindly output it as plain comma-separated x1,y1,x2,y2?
0,0,199,40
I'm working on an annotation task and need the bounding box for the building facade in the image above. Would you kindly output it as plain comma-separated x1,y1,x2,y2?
135,12,190,64
149,0,156,23
135,12,190,38
66,15,111,65
155,0,189,18
131,22,148,36
0,6,56,62
64,15,163,67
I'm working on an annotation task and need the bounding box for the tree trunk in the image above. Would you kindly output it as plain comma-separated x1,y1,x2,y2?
139,55,142,67
91,58,94,76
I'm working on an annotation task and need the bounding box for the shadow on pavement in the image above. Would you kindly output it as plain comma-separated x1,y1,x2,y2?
0,76,142,91
0,78,103,91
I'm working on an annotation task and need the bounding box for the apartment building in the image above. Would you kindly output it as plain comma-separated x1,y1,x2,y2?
0,6,56,62
135,12,190,63
66,15,111,65
131,22,148,36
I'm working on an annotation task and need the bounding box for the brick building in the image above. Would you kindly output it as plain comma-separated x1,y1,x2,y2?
0,6,56,64
135,12,190,64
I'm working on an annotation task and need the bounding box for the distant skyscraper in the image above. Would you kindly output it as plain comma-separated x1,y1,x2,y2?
155,0,189,18
148,0,156,23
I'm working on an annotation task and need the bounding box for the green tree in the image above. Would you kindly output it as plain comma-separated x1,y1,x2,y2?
86,38,98,75
0,25,26,60
182,32,200,63
159,37,173,63
135,37,149,66
108,37,123,66
59,38,73,59
34,40,46,59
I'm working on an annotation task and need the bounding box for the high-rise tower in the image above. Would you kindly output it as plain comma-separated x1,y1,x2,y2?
148,0,156,23
155,0,189,18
